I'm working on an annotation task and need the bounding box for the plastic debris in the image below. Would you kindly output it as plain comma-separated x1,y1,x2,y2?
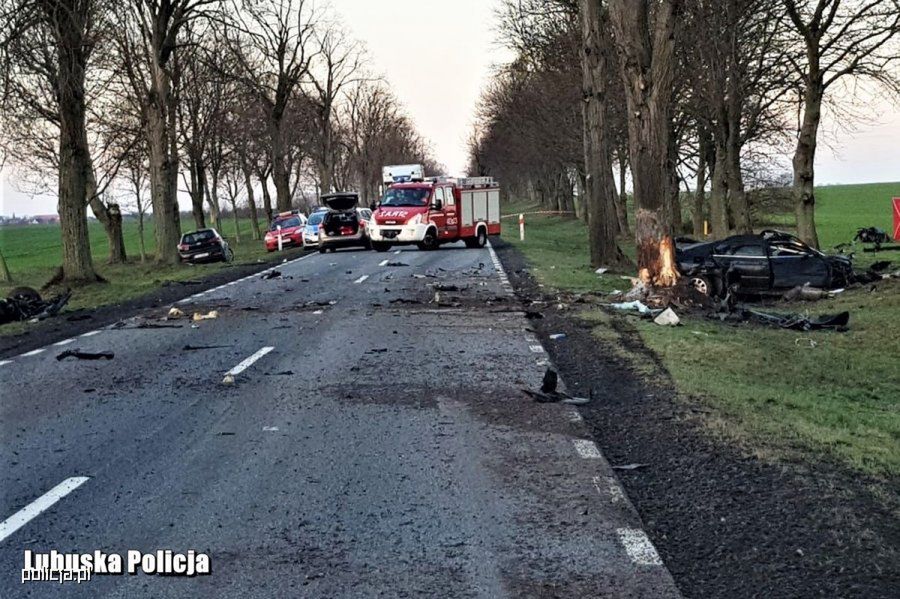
221,374,235,385
192,310,219,321
549,333,567,340
653,308,680,326
595,267,608,275
167,307,185,319
610,300,654,315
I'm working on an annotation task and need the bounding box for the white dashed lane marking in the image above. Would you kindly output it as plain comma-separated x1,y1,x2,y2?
20,349,45,357
354,275,369,284
53,338,75,347
378,259,389,266
226,346,275,376
573,439,602,459
0,477,90,543
79,331,100,338
0,360,12,367
617,528,663,566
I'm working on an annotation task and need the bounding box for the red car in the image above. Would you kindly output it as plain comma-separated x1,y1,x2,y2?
264,211,308,252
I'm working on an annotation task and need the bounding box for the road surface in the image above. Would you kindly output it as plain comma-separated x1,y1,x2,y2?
0,242,681,597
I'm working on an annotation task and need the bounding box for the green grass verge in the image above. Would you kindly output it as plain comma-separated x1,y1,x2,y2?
504,182,900,478
0,216,295,333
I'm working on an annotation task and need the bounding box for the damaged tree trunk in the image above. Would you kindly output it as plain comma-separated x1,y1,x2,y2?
609,0,681,286
580,0,627,269
85,161,126,264
256,166,274,224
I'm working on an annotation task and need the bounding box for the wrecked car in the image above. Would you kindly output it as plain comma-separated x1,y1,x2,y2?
676,230,852,297
318,192,373,253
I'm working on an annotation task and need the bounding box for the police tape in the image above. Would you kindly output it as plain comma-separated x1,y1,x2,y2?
499,211,575,219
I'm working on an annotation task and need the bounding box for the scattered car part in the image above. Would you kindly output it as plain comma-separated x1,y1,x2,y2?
0,287,71,325
653,308,680,326
56,349,114,361
192,310,219,321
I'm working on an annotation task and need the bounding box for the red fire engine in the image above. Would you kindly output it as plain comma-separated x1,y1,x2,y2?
368,165,501,252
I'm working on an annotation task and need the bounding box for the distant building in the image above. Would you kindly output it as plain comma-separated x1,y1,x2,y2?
30,214,60,225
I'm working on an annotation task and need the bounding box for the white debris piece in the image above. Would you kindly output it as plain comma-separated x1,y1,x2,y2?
653,307,680,326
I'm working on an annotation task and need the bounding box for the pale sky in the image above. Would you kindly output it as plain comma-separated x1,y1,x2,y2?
1,0,898,216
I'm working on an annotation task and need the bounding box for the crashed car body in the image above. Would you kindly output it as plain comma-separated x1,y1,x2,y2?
318,193,372,253
676,230,853,297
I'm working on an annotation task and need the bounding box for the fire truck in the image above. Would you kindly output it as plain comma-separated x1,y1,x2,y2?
368,165,501,252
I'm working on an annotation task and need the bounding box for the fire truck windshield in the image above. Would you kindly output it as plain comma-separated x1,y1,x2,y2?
380,188,430,207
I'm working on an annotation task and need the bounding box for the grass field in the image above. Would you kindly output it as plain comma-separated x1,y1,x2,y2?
505,182,900,478
0,216,295,320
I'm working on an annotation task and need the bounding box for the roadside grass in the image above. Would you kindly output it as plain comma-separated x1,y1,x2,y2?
504,182,900,478
0,217,298,333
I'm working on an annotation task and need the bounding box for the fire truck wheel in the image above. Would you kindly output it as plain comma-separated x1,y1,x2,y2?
417,228,438,251
372,242,392,252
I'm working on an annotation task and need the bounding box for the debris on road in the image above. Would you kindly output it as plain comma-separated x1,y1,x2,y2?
167,307,185,319
193,310,219,321
182,344,230,351
611,463,648,471
653,308,680,326
56,349,115,361
261,270,283,280
0,287,71,325
389,298,421,305
523,368,591,404
221,374,235,385
549,333,567,340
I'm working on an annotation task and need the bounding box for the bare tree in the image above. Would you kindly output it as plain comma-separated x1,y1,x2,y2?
117,0,218,264
0,0,108,281
219,0,318,212
782,0,900,247
609,0,683,286
308,23,364,194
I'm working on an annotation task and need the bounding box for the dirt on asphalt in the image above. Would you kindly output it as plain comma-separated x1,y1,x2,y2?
491,237,900,599
0,250,307,359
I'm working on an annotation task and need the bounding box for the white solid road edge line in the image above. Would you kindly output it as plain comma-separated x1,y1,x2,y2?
0,477,90,543
617,528,663,566
226,346,275,376
573,439,603,459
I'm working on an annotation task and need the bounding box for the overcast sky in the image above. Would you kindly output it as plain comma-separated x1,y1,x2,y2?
1,0,898,216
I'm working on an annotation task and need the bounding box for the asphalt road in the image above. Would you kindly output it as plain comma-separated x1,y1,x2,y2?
0,241,682,598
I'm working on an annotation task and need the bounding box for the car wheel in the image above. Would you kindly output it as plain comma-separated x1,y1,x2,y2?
689,275,713,296
474,227,487,248
417,228,438,251
373,242,391,252
225,247,234,263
